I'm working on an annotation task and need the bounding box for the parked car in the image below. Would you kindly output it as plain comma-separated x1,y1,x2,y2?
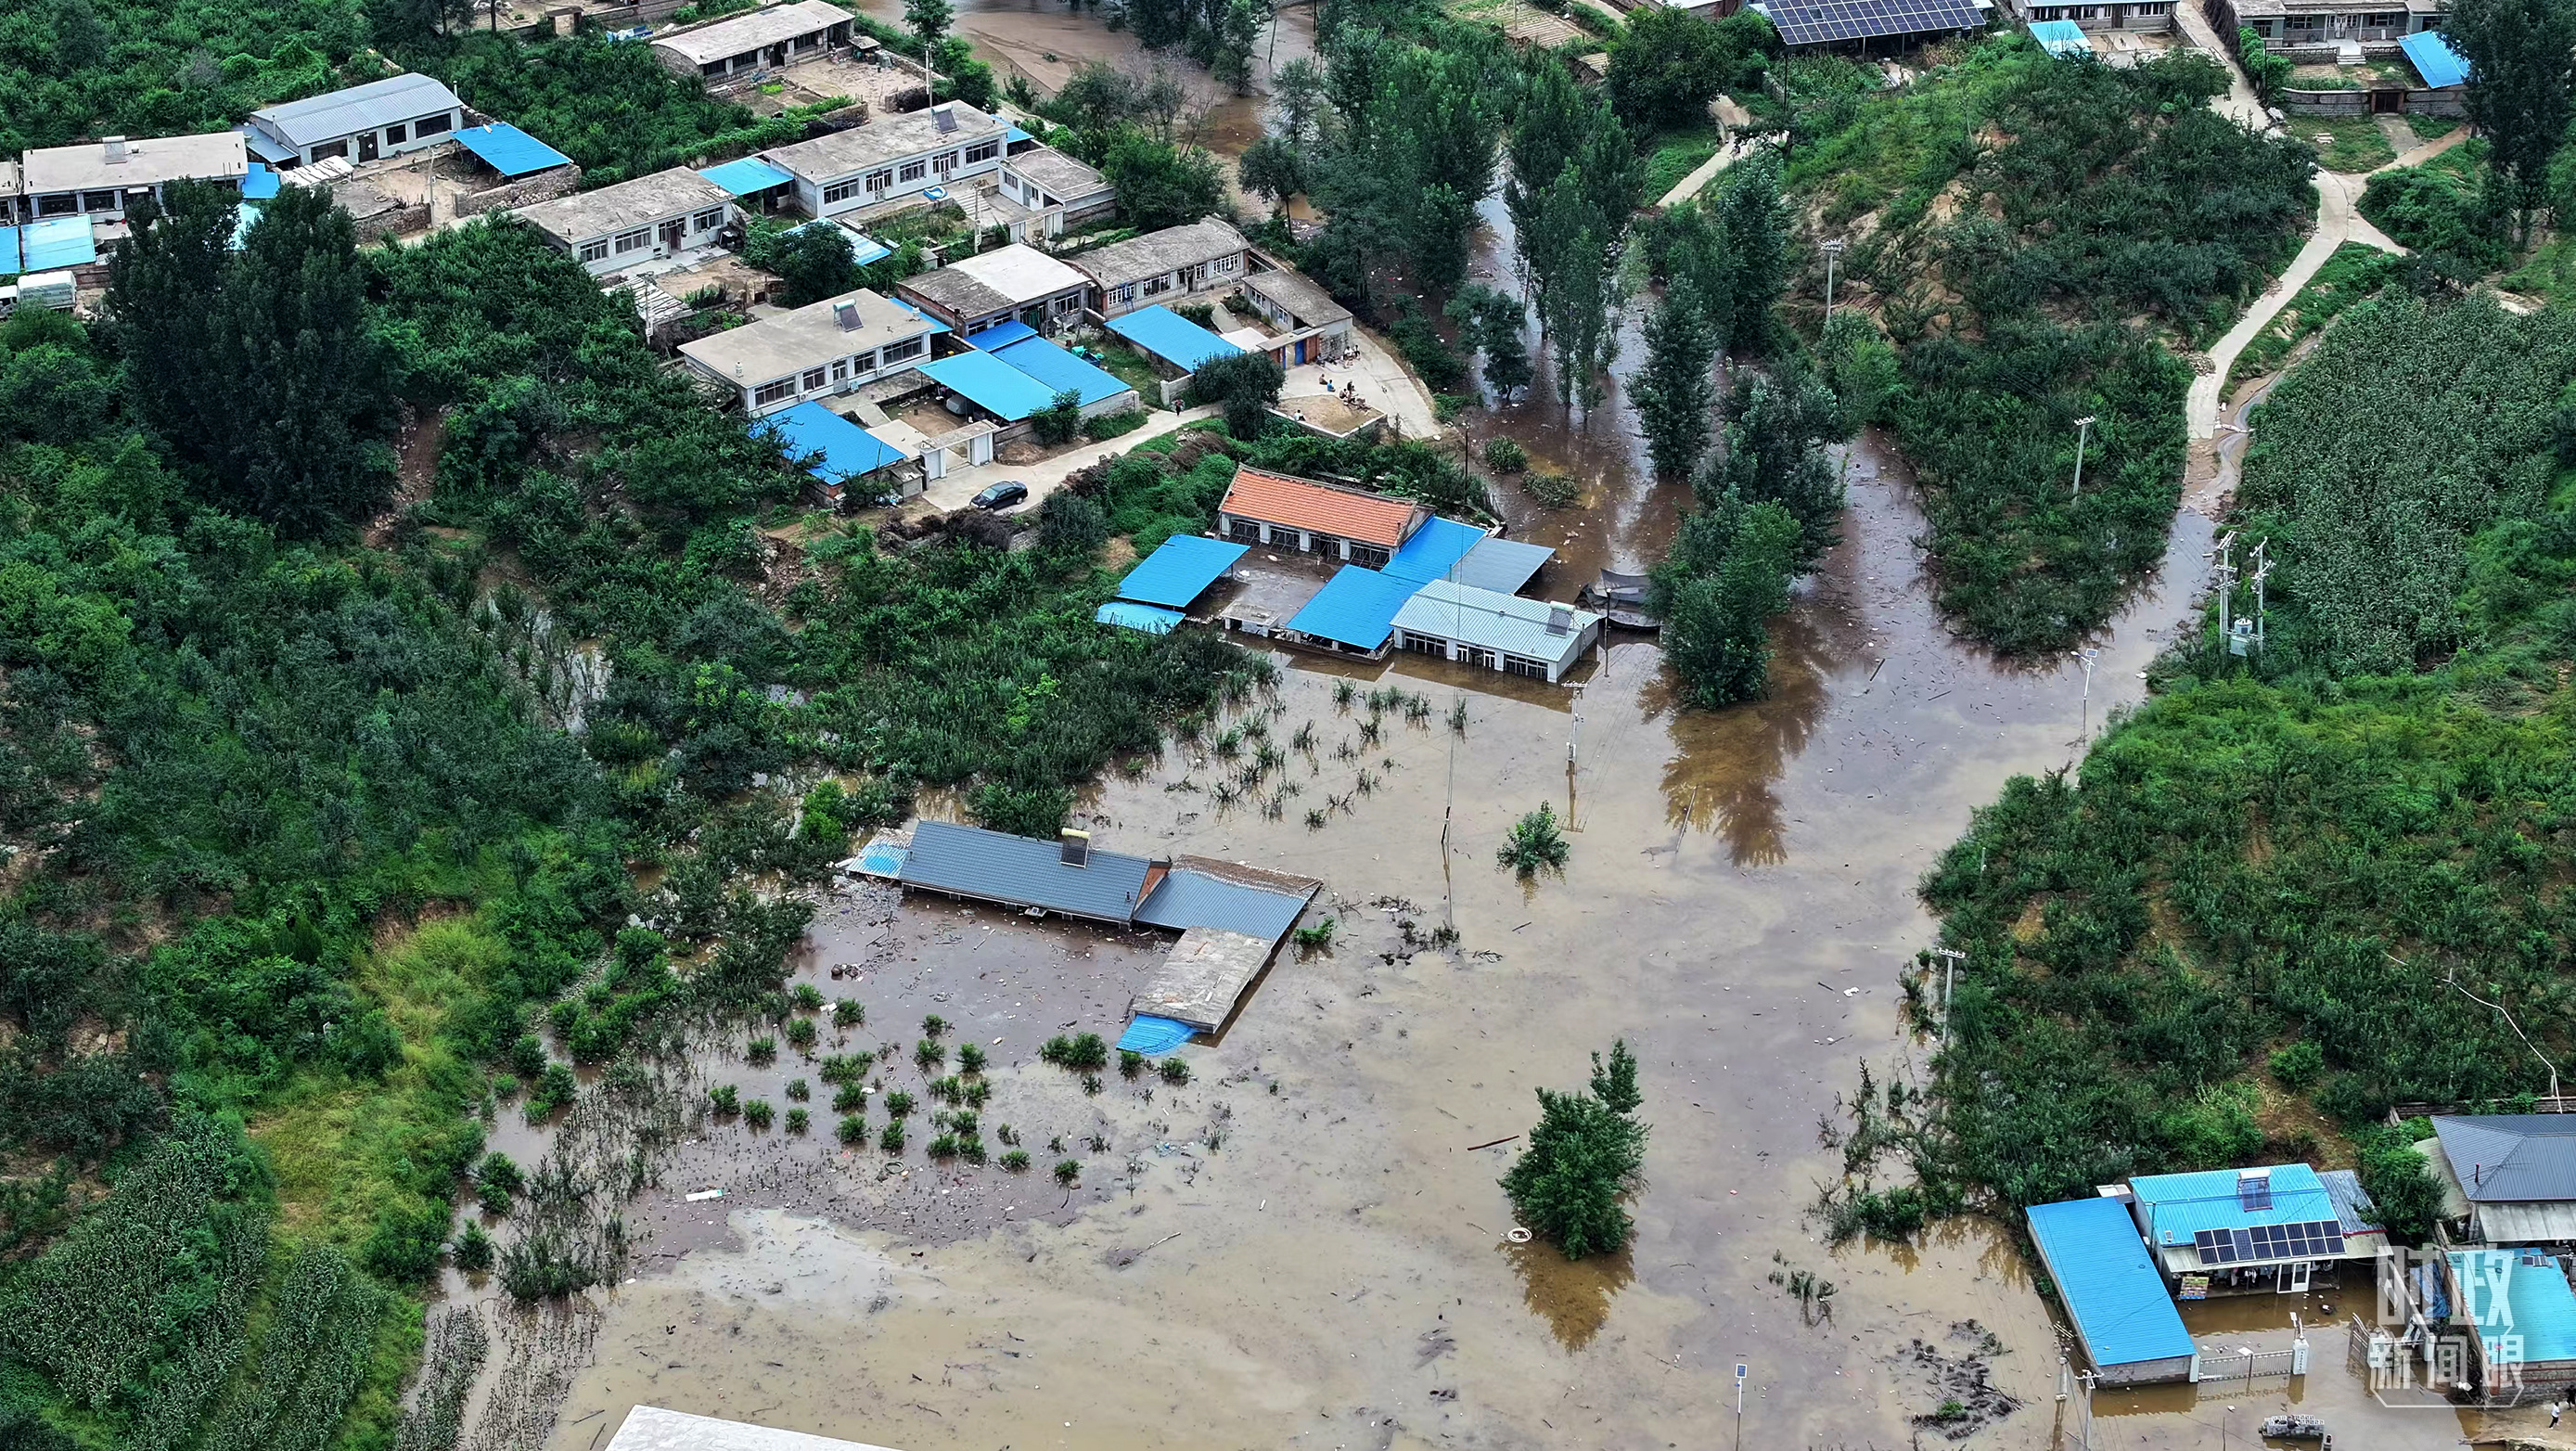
971,482,1028,511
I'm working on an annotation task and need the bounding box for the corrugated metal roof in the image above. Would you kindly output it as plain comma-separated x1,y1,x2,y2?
1096,600,1183,633
1391,580,1599,665
1452,535,1554,595
1220,466,1423,548
1381,517,1487,584
240,161,281,199
1115,534,1248,609
897,820,1153,922
1134,867,1314,944
453,122,574,179
698,156,797,196
650,0,853,64
2477,1201,2576,1242
2316,1169,2384,1235
982,330,1134,409
2026,1199,2196,1370
769,400,907,479
2030,18,2092,56
2434,1116,2576,1202
2403,29,2470,89
914,349,1061,421
2129,1162,2339,1245
15,216,96,272
2450,1250,2576,1364
1285,566,1421,649
250,73,461,148
1104,303,1245,372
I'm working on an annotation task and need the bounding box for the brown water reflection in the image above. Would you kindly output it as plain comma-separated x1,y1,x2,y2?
1506,1239,1637,1352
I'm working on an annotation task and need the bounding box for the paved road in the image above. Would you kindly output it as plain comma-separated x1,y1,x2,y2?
1654,97,1761,212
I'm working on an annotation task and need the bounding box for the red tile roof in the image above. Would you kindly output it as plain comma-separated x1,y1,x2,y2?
1218,466,1424,549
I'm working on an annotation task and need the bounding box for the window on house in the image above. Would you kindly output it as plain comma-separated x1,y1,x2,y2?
614,228,650,252
82,190,119,212
754,378,798,405
691,208,724,230
801,367,827,391
1403,635,1448,657
824,180,859,204
1039,192,1059,208
1227,519,1260,544
416,112,453,135
1502,654,1548,679
579,238,610,263
931,150,957,174
1214,253,1238,273
1145,276,1174,296
2365,9,2399,22
1350,544,1391,569
36,193,76,216
831,359,849,381
866,167,894,191
964,141,999,163
1113,283,1136,303
881,336,926,364
702,60,726,77
310,140,347,161
898,159,927,183
385,122,409,145
1051,294,1080,314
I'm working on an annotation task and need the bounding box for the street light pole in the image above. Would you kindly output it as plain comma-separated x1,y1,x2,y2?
1821,238,1845,319
2070,414,2097,498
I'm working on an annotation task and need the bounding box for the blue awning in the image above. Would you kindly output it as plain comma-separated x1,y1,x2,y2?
1285,566,1422,650
1106,303,1247,373
454,122,573,178
1116,1015,1196,1053
698,156,795,196
768,400,908,479
1382,516,1487,585
2029,18,2092,56
2401,30,2470,89
239,161,281,199
982,329,1135,409
1116,534,1249,609
1006,124,1034,145
915,349,1062,421
16,216,96,272
1096,600,1185,634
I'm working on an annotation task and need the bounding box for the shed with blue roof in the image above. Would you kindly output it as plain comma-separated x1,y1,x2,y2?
1285,565,1425,654
1114,534,1248,610
1381,516,1489,586
973,322,1139,417
2027,1199,2199,1386
2029,18,2092,57
454,122,574,179
2127,1162,2378,1289
765,400,916,507
913,349,1064,423
1106,303,1247,376
2401,30,2471,91
2445,1249,2576,1388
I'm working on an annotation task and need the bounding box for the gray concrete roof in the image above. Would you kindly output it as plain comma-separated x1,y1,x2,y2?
1130,927,1273,1030
512,168,731,243
896,244,1088,319
762,104,1006,183
1005,144,1109,199
677,287,940,385
249,73,461,147
606,1406,903,1451
651,0,853,63
897,820,1155,923
1240,266,1352,327
1069,218,1249,289
2434,1115,2576,1202
23,131,247,193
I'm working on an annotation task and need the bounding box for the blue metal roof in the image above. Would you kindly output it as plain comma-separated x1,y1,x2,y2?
2030,18,2092,56
2450,1250,2576,1365
1382,516,1487,585
975,319,1042,348
1106,304,1246,372
1286,566,1422,650
898,819,1155,922
1096,600,1184,633
239,161,281,199
454,122,573,178
1453,535,1554,595
983,330,1134,409
698,156,796,196
16,217,96,272
1116,534,1249,609
846,231,891,266
768,400,907,480
230,201,263,250
1116,1014,1194,1053
2403,30,2470,89
2027,1199,2196,1370
1134,867,1314,944
2130,1163,2339,1246
1006,124,1033,144
914,350,1059,421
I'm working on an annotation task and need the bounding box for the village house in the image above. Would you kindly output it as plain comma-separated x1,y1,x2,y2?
1072,217,1250,319
993,144,1115,238
1215,465,1426,567
892,243,1091,337
17,132,247,223
2211,0,2443,52
760,103,1009,224
649,0,855,81
2025,1199,2199,1386
2005,0,2175,33
676,287,942,417
1233,263,1355,367
2121,1162,2380,1296
240,73,464,169
511,167,733,276
1390,580,1601,684
2427,1115,2576,1245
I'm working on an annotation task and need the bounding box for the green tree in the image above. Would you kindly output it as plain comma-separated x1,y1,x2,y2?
1813,311,1899,439
109,181,236,473
1211,0,1266,94
1590,1039,1642,1115
1093,127,1228,230
1606,5,1729,132
2447,0,2576,234
1031,388,1083,446
2236,27,2293,105
747,220,857,307
1659,496,1801,707
1238,134,1309,208
905,0,954,45
1706,152,1788,353
1500,1039,1648,1259
1703,365,1845,569
1187,350,1286,437
1631,277,1721,477
1447,284,1533,401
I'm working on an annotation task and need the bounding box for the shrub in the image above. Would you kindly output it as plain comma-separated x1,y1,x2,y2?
1292,918,1336,950
791,982,825,1010
884,1090,916,1118
1480,437,1528,474
1501,1041,1649,1258
786,1108,810,1134
957,1042,988,1072
1158,1058,1192,1085
785,1017,817,1050
915,1037,946,1070
1498,804,1572,877
1039,1033,1109,1072
746,1035,776,1064
2269,1041,2326,1092
832,999,864,1029
526,1062,579,1123
921,1014,948,1036
1031,388,1084,446
786,1077,810,1101
1521,471,1581,509
709,1084,740,1115
1083,408,1147,441
1053,1159,1082,1184
1002,1149,1032,1172
1120,1047,1147,1078
838,1113,868,1144
745,1098,775,1129
879,1122,907,1153
928,1134,960,1159
455,1221,495,1272
479,1151,525,1198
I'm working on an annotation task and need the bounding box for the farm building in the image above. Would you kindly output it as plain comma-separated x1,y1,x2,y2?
607,1406,904,1451
649,1,855,80
1280,565,1424,657
893,243,1092,337
2026,1198,2199,1387
511,167,732,275
241,73,463,169
911,324,1137,422
19,132,247,223
2006,0,2174,34
1105,303,1245,386
2124,1162,2380,1294
761,103,1009,224
677,287,943,416
1071,218,1250,318
1390,580,1601,683
2429,1115,2576,1244
1216,465,1429,567
1096,534,1249,632
2214,0,2443,54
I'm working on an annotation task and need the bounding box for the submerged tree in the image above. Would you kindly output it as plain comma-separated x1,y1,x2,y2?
1657,495,1802,708
1497,803,1571,876
1631,276,1720,478
1502,1039,1649,1259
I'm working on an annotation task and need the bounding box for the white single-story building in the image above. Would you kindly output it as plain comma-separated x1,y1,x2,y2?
650,0,855,80
1234,263,1354,367
241,73,464,169
760,103,1009,223
1391,580,1601,683
892,243,1091,337
677,287,944,417
1072,217,1250,318
511,167,733,275
19,132,248,223
994,144,1115,237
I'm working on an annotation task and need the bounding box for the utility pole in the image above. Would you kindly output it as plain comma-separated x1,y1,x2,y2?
2073,646,2098,741
2209,528,2240,646
1931,946,1967,1045
1821,238,1845,319
2248,537,2272,652
2070,415,2097,498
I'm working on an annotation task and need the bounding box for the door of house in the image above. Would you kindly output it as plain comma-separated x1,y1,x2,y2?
660,218,686,251
2370,88,2403,114
2282,1260,2312,1294
357,132,379,162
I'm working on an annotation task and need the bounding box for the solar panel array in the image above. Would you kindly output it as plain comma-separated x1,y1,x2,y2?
1764,0,1984,47
2192,1221,2345,1265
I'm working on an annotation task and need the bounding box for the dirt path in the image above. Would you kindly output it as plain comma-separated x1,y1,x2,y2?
1654,98,1761,212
